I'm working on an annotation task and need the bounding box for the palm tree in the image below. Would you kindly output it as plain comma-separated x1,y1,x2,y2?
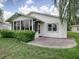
0,8,3,23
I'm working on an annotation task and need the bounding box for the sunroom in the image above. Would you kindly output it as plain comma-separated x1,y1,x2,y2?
6,13,44,33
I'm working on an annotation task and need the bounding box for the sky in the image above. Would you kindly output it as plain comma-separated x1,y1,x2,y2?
0,0,59,20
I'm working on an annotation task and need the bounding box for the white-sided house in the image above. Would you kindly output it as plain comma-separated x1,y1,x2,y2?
71,13,79,32
6,12,67,38
71,25,79,32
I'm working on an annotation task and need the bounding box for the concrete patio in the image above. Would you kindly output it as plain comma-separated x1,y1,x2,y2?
28,37,77,48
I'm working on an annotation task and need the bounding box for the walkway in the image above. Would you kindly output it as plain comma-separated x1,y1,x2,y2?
28,37,77,48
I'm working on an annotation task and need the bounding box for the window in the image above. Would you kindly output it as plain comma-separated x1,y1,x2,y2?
53,24,57,31
77,26,79,31
16,21,20,30
48,24,52,31
14,22,16,30
48,23,58,32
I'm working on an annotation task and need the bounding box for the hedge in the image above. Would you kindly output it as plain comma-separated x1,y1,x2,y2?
15,30,35,42
0,30,15,38
0,30,35,42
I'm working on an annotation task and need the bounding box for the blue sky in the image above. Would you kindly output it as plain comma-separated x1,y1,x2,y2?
0,0,59,19
3,0,53,12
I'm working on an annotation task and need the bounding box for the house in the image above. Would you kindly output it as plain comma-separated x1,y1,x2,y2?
0,22,11,30
6,12,67,38
71,13,79,32
71,25,79,32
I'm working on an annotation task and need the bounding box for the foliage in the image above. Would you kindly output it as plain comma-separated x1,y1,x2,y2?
52,0,79,30
59,0,78,24
0,8,4,22
15,30,35,42
58,0,79,30
0,30,35,42
0,30,15,38
0,32,79,59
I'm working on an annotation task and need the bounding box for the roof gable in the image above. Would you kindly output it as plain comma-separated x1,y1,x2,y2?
6,13,33,22
27,12,59,18
27,11,59,22
6,12,59,22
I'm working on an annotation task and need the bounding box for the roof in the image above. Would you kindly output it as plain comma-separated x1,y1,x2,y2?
6,13,33,22
27,11,59,18
71,25,79,27
0,22,10,26
6,11,59,22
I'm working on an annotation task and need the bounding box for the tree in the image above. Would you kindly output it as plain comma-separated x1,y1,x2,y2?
57,0,78,30
59,0,78,22
0,8,3,22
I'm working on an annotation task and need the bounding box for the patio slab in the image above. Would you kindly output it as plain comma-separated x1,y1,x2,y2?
27,37,77,48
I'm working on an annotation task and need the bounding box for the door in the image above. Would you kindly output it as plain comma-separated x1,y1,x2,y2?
38,24,40,34
37,23,41,36
34,21,41,36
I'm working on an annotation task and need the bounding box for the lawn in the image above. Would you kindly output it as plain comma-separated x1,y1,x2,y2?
0,32,79,59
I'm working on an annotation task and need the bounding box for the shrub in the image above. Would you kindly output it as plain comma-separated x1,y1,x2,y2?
15,30,35,42
0,30,15,38
0,30,35,42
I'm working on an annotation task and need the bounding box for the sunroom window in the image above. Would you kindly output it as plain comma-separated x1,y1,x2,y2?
48,23,58,32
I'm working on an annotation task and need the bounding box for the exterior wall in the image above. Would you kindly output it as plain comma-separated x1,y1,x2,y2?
29,13,67,38
71,26,79,32
11,14,67,38
35,32,39,39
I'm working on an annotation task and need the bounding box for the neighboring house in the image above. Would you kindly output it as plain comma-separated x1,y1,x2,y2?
71,25,79,32
6,12,67,38
0,22,11,30
71,8,79,32
0,9,11,30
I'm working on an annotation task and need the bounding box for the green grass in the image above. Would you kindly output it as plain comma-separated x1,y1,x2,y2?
0,32,79,59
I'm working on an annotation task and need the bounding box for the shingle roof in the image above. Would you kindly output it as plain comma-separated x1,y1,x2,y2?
6,13,33,22
27,11,59,18
6,11,59,22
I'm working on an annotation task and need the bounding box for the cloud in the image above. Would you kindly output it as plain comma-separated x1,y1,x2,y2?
19,5,31,14
19,5,41,14
3,11,14,20
0,3,4,8
18,5,48,14
39,6,49,13
49,5,54,12
26,0,34,4
19,5,59,16
30,6,38,12
0,0,7,8
51,7,59,16
39,5,59,16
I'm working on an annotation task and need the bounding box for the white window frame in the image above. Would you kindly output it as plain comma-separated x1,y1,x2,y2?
47,23,58,32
